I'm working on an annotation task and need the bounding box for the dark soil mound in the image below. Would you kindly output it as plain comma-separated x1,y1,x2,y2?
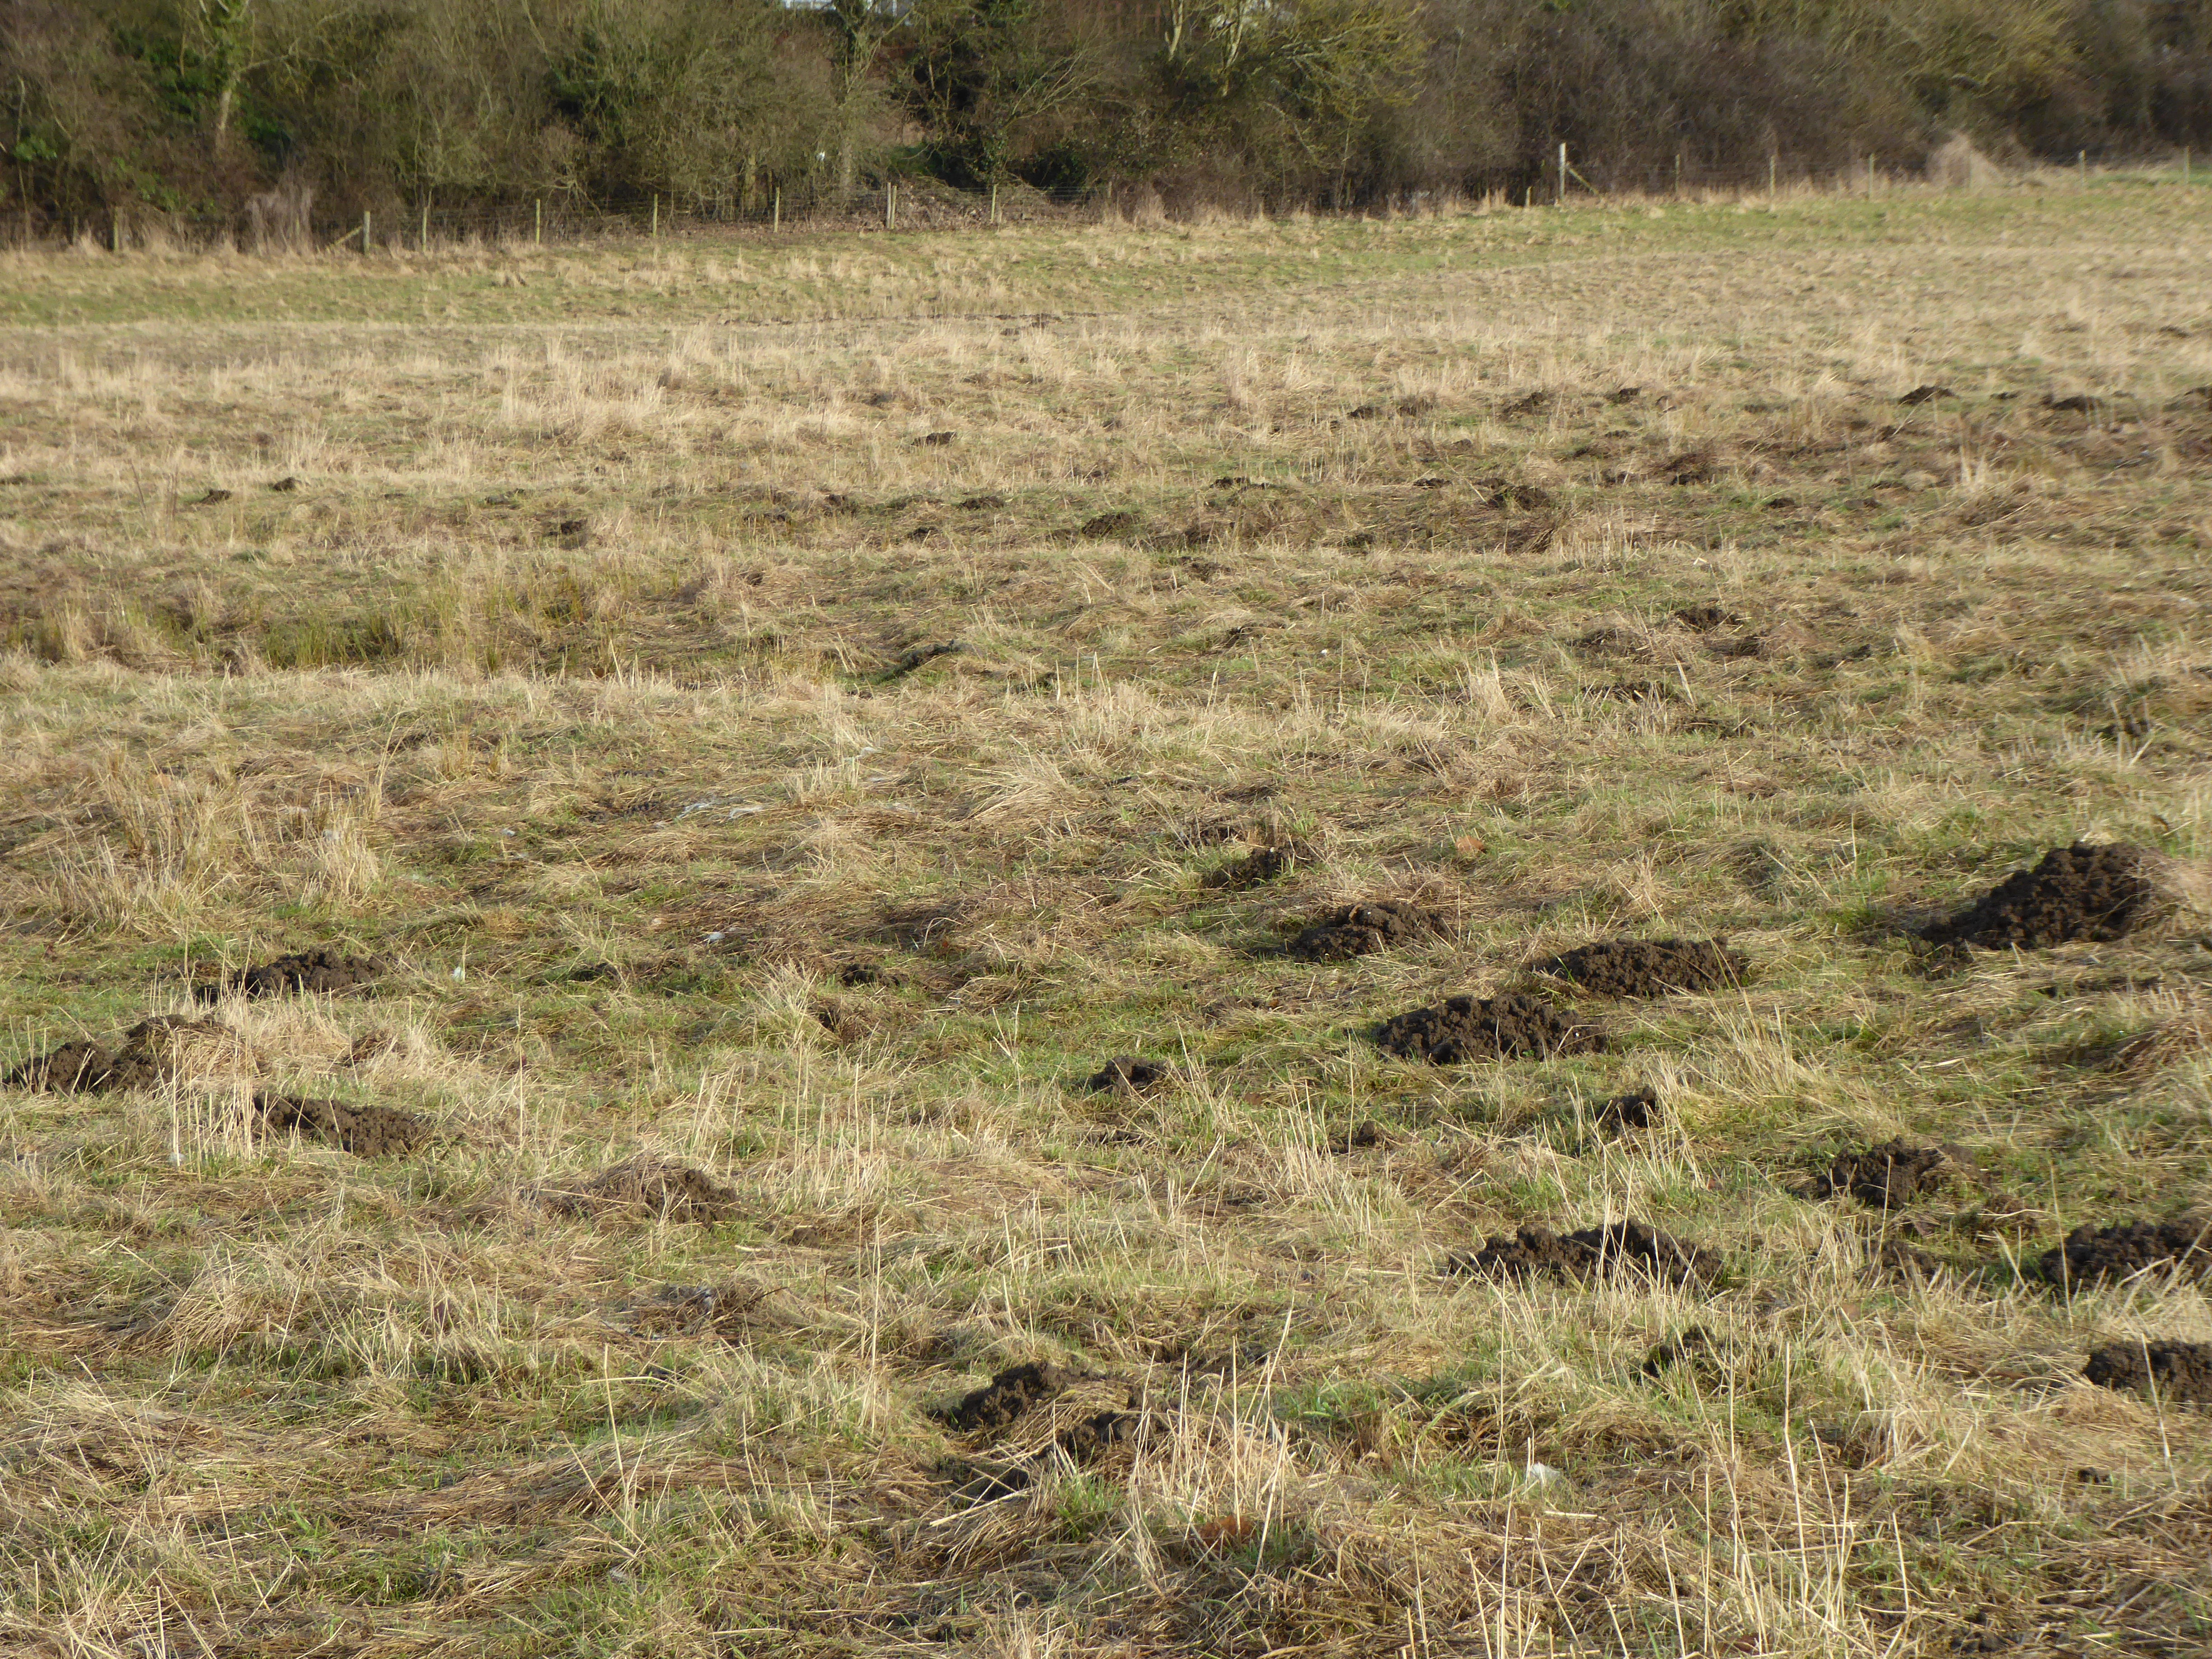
1813,1141,1950,1209
6,1017,256,1093
1642,1326,1720,1378
1080,511,1140,539
547,1157,740,1224
1330,1119,1390,1152
1447,1220,1720,1287
1875,1237,1947,1282
1673,604,1741,631
1378,995,1604,1063
203,949,383,1002
1596,1089,1659,1133
2083,1340,2212,1406
941,1361,1071,1435
2038,1218,2212,1290
1286,900,1444,961
1087,1056,1176,1093
1925,843,2161,949
6,1040,114,1092
1206,846,1290,889
1542,938,1748,998
255,1091,434,1157
1058,1408,1148,1463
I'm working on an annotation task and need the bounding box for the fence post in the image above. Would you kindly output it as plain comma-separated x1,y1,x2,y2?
534,199,542,245
773,188,781,232
1769,154,1776,199
1557,143,1566,206
362,209,371,255
1674,152,1682,197
651,194,659,239
2079,150,2088,188
886,181,895,231
989,181,998,225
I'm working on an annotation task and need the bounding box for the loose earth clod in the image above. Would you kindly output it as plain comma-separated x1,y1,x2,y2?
1540,938,1748,998
2082,1340,2212,1407
1285,900,1444,961
1924,842,2168,949
255,1091,436,1157
1378,995,1604,1062
1446,1220,1721,1287
2038,1218,2212,1290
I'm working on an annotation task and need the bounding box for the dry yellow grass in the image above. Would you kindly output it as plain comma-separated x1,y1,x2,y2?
2,178,2212,1656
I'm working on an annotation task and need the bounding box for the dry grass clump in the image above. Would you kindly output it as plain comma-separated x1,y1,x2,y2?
3,182,2212,1655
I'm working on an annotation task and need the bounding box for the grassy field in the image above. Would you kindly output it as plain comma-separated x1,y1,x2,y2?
3,178,2211,1658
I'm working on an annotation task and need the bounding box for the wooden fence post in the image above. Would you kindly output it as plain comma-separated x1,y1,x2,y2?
1557,143,1566,206
362,209,371,255
773,188,781,232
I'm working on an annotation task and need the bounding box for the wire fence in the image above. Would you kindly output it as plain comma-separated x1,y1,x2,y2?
14,148,2202,256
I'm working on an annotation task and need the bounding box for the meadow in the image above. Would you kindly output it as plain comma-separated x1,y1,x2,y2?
2,178,2211,1657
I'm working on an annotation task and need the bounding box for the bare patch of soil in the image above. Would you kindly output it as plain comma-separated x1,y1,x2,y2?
255,1091,435,1157
1285,900,1445,961
1875,1237,1948,1282
1206,845,1291,889
6,1017,258,1093
2038,1218,2212,1289
939,1361,1072,1435
1811,1141,1954,1209
890,639,964,676
1642,1326,1720,1378
1080,511,1141,539
546,1158,741,1224
201,949,383,1002
1542,939,1748,998
1596,1088,1660,1133
2083,1340,2212,1406
1673,604,1741,631
1661,450,1719,485
1056,1407,1148,1462
1087,1056,1176,1093
1924,842,2166,948
1446,1220,1721,1287
1378,995,1605,1062
1329,1119,1390,1152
